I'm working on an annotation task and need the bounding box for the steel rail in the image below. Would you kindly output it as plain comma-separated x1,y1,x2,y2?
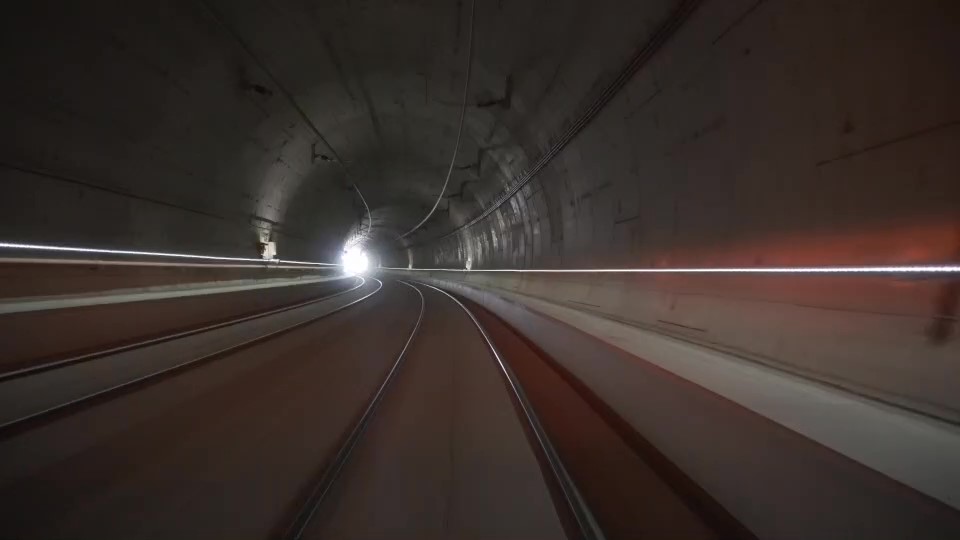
0,277,364,383
420,281,606,540
0,278,384,439
282,280,426,540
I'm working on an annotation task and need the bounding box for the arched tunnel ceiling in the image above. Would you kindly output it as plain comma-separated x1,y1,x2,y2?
3,4,960,527
1,0,958,268
1,0,671,263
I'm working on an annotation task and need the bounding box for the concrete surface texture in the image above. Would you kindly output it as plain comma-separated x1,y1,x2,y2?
0,275,361,378
0,273,347,314
2,0,958,416
2,1,960,537
0,281,422,538
427,276,960,539
0,260,333,298
303,286,567,540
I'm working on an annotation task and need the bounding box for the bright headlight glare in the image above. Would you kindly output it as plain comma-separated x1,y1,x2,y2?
341,247,369,275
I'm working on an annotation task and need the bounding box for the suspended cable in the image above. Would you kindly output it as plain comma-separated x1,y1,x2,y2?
408,0,702,247
349,183,373,247
398,0,476,239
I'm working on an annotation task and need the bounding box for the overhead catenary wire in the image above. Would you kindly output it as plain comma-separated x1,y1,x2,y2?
398,0,476,240
404,0,703,248
346,183,374,248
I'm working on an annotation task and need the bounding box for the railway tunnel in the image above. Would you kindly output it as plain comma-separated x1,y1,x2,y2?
1,0,959,538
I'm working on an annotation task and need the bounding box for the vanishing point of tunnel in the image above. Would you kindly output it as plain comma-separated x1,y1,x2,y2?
1,1,959,538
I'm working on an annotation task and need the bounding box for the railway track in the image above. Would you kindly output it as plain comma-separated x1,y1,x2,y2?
282,280,604,540
0,276,365,381
0,276,747,539
0,277,382,438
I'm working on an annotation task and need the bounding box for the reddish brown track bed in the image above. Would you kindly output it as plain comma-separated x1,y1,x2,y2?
0,278,354,372
464,296,756,540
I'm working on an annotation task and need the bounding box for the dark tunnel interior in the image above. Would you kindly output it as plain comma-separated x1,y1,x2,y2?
0,1,959,538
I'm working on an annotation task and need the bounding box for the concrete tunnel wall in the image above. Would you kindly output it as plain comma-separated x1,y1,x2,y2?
0,2,958,417
406,1,960,419
2,0,686,261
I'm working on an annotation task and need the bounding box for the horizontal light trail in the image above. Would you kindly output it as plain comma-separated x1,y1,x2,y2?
274,258,339,267
0,241,337,267
382,264,960,275
3,241,957,274
0,258,328,270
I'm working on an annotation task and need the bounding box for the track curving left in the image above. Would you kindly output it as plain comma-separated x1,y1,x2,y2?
0,278,420,538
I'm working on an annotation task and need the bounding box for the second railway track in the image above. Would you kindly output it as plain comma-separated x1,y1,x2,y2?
0,277,384,438
0,276,365,381
0,276,751,539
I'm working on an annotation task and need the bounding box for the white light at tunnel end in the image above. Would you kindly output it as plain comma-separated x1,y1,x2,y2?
341,246,370,275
